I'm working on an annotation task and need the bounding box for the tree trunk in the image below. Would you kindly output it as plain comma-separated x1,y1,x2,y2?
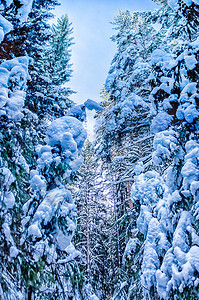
86,185,90,281
27,286,34,300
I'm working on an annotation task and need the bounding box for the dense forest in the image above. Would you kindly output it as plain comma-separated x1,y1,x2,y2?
0,0,198,299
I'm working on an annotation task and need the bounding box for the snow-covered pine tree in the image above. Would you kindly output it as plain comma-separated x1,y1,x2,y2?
94,9,160,296
0,1,34,298
125,0,199,299
44,14,74,118
0,1,88,299
25,0,59,116
74,140,99,283
73,140,112,300
22,116,87,299
26,11,74,121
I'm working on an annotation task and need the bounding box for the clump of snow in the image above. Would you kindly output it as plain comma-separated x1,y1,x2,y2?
151,112,173,133
175,80,198,124
6,91,25,120
84,99,103,111
27,187,76,250
1,56,29,71
184,55,197,70
0,68,10,87
187,246,199,272
156,211,199,297
137,205,153,237
67,99,103,122
156,270,168,299
152,130,182,166
2,222,13,244
45,116,87,177
132,171,165,208
0,167,15,189
69,155,84,173
123,238,141,262
36,145,53,170
17,0,33,22
10,245,19,258
0,15,13,43
105,74,115,91
151,49,176,69
182,140,199,197
61,132,77,152
134,161,144,175
67,104,86,121
30,175,46,196
141,245,160,295
0,57,29,120
28,224,42,239
8,65,27,91
31,188,72,224
47,116,87,153
57,243,81,264
177,103,199,123
181,83,197,96
3,191,15,209
173,211,191,252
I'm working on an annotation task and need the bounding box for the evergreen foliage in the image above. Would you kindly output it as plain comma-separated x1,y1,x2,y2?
26,11,74,120
93,0,199,299
0,0,199,299
73,140,113,299
0,1,85,299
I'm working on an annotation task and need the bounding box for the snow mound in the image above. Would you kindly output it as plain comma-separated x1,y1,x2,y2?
47,116,87,153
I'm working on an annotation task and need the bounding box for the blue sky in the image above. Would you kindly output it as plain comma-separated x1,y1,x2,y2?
55,0,158,105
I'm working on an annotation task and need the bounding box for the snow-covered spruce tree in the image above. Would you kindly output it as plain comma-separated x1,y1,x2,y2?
26,11,74,121
94,9,162,296
0,1,34,298
0,1,87,299
124,0,199,299
24,0,60,119
22,116,87,299
73,140,112,299
43,15,74,118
